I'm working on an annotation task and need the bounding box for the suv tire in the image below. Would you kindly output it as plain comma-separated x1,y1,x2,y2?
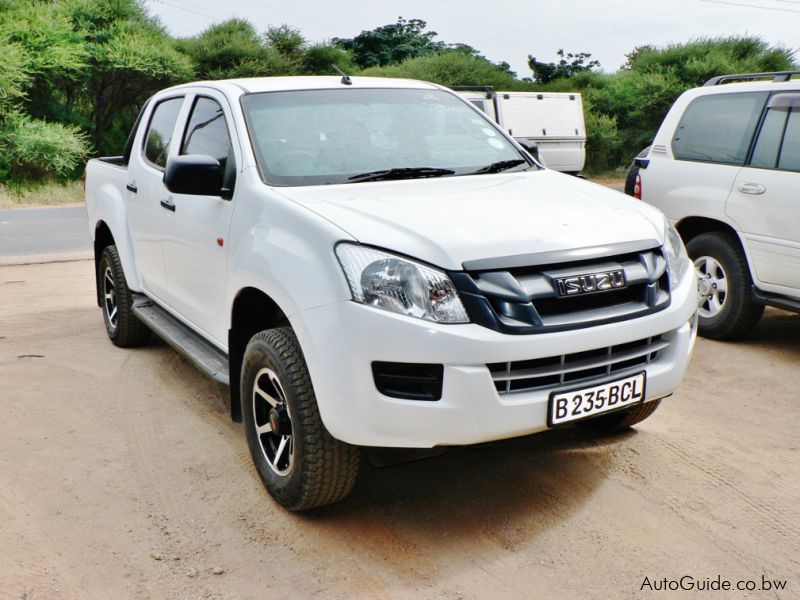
241,327,360,511
99,245,150,347
686,232,764,340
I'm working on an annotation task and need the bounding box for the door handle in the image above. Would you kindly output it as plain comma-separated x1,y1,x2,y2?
737,182,766,195
160,197,176,212
126,183,138,193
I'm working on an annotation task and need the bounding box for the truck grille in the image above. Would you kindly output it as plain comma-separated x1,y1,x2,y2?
488,334,667,395
449,242,670,334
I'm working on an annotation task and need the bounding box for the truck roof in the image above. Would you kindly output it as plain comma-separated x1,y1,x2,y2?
162,76,441,95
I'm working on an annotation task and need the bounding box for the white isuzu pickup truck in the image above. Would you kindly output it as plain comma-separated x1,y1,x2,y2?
85,76,698,510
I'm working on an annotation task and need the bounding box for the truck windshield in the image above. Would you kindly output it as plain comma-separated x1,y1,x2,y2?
240,88,533,186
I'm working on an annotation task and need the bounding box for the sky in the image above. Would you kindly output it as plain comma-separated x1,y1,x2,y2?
144,0,800,77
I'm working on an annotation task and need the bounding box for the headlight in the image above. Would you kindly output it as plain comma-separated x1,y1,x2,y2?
335,244,469,323
664,222,690,290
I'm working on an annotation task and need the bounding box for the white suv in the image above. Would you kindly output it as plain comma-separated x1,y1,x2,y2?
631,71,800,339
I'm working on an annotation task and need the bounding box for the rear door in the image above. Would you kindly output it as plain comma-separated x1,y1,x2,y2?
727,92,800,293
161,91,240,347
643,91,768,223
126,95,186,300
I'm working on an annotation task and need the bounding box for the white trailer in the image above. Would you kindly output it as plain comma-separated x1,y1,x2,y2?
455,88,587,174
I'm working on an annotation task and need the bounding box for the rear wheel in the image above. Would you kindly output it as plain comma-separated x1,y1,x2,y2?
241,328,360,511
686,232,763,340
98,245,150,347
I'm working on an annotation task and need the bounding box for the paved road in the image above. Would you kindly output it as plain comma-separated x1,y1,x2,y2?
0,205,90,257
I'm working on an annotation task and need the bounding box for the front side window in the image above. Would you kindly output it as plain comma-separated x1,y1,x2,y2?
672,92,768,165
181,97,233,170
241,88,531,186
144,97,184,169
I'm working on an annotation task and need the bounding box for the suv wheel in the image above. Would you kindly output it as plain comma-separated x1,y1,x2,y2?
241,328,360,511
686,232,764,340
98,245,150,347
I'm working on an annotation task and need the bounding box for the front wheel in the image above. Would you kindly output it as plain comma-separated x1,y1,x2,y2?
580,399,662,431
241,328,360,511
686,232,763,340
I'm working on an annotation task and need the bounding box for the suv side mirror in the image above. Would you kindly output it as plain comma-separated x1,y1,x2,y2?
164,155,223,196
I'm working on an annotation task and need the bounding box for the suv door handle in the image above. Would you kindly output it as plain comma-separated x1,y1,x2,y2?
737,182,766,195
126,182,138,193
160,197,176,212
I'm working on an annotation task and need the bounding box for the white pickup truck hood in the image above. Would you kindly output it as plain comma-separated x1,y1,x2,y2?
276,169,666,270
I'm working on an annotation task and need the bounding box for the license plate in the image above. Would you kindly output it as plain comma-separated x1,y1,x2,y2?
548,371,646,426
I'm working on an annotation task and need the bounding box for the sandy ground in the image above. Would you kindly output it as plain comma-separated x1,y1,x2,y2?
1,260,798,600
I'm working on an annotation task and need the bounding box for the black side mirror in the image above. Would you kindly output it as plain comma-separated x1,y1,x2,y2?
164,155,223,196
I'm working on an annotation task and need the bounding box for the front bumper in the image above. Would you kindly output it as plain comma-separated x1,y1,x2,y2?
290,268,698,448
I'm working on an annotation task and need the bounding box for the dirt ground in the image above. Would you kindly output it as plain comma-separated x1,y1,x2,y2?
1,259,798,600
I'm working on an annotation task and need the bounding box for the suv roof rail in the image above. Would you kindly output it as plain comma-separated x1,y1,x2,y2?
704,71,800,86
450,85,495,98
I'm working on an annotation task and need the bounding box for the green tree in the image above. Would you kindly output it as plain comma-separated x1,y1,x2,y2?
335,17,441,68
0,0,89,182
528,49,600,84
177,19,290,80
65,0,194,155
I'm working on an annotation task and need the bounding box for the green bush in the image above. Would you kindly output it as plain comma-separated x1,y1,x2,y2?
0,112,88,182
361,51,517,88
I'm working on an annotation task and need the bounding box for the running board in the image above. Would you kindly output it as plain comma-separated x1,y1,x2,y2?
752,287,800,313
132,295,230,386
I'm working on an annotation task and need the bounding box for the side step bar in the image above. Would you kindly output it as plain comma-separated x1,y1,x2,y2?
752,287,800,314
132,295,230,386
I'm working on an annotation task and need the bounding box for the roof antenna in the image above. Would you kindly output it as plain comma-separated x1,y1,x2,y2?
332,65,352,85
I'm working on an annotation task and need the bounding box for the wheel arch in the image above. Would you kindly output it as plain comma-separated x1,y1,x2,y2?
676,216,758,285
93,221,115,308
228,287,291,422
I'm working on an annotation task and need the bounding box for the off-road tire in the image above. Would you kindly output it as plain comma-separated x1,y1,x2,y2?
99,245,150,347
241,328,360,511
581,399,662,431
686,232,764,340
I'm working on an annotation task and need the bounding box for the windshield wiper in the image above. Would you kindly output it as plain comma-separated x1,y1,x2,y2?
469,159,529,175
347,167,456,183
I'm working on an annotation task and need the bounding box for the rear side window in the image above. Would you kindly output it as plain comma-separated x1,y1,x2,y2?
778,109,800,171
181,97,233,170
750,108,788,169
144,97,184,169
672,92,768,165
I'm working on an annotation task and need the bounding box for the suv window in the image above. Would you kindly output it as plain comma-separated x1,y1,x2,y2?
181,97,233,170
144,97,184,169
778,109,800,171
750,108,788,169
672,92,768,165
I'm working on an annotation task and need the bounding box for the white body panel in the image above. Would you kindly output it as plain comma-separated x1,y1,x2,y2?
86,76,697,448
727,167,800,290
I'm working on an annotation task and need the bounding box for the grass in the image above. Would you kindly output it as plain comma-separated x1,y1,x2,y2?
583,166,629,186
0,180,84,209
